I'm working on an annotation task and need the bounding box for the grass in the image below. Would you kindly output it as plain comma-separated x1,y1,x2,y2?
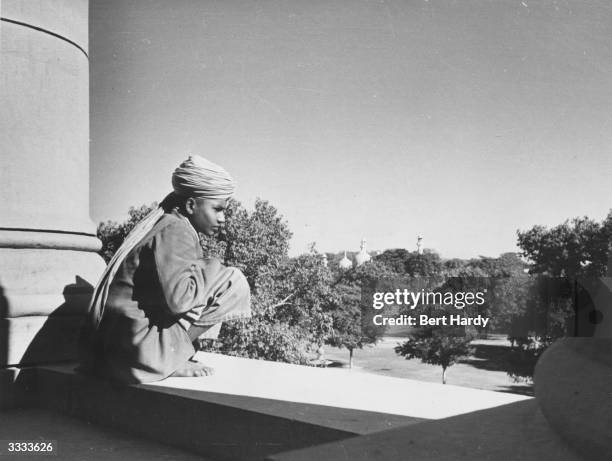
324,334,534,396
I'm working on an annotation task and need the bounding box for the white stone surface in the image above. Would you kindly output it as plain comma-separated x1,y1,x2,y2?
149,352,531,420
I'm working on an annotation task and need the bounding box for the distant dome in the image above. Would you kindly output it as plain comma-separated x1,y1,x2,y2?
355,238,371,266
339,251,352,270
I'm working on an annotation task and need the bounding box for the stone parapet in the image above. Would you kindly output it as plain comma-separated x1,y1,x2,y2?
266,400,579,461
34,363,420,461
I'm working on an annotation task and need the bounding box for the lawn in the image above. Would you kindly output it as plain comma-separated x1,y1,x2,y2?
324,334,534,396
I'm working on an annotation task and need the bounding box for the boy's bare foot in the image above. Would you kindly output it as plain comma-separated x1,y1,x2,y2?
170,359,214,377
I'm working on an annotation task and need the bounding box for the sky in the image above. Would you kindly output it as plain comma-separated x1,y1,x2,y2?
90,0,612,258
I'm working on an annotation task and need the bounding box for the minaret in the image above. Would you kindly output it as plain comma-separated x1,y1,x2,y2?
355,238,371,266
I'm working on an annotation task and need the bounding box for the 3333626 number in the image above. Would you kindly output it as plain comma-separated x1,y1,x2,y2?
2,440,56,455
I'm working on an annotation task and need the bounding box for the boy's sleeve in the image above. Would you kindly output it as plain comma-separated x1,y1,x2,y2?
152,220,207,315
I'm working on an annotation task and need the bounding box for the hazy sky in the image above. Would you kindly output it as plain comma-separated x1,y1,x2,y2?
90,0,612,258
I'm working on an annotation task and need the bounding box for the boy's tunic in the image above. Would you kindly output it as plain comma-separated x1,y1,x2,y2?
89,209,249,384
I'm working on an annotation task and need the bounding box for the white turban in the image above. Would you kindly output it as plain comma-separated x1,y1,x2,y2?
172,155,235,199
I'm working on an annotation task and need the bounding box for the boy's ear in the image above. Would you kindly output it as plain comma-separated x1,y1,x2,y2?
184,197,196,215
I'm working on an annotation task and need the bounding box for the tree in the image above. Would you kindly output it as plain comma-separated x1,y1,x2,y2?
97,203,157,262
487,274,532,334
213,250,335,364
517,213,611,278
327,260,396,367
510,214,612,381
395,323,474,384
374,248,443,276
406,249,443,277
373,248,411,274
442,258,468,275
461,253,527,277
217,198,292,286
325,283,364,368
334,258,397,285
205,203,337,363
253,250,335,344
444,253,528,337
516,212,612,340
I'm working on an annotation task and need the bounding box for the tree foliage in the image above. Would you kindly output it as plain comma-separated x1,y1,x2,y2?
395,323,474,384
515,211,612,340
506,212,612,381
326,283,363,352
323,260,397,365
374,248,442,276
216,250,335,364
216,199,292,286
439,253,528,336
373,248,411,274
97,203,157,263
517,212,612,278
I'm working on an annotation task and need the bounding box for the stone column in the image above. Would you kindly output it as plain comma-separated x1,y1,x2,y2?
0,0,105,375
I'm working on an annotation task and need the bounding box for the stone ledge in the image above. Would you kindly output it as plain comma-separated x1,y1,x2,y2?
152,352,531,420
32,364,421,461
21,353,533,460
0,408,206,460
266,400,580,461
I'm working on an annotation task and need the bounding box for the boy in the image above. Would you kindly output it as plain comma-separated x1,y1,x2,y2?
82,156,251,383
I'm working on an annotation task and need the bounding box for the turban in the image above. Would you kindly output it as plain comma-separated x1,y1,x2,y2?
172,155,235,200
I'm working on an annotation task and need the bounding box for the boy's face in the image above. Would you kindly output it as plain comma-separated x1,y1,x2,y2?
185,197,228,236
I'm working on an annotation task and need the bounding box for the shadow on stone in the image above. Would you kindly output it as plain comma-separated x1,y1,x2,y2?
1,277,94,410
17,277,93,367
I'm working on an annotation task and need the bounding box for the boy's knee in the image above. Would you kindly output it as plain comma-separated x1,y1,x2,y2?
229,268,250,294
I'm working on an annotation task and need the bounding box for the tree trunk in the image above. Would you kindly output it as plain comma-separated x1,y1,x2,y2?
442,367,447,384
349,348,354,369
